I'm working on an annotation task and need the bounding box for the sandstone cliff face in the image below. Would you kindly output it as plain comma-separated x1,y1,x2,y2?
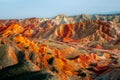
0,14,120,80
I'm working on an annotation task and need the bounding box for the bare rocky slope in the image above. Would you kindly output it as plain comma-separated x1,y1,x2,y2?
0,14,120,80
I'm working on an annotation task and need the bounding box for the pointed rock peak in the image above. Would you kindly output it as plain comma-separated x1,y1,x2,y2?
39,18,49,22
57,14,67,17
80,14,91,19
53,14,68,19
52,14,75,24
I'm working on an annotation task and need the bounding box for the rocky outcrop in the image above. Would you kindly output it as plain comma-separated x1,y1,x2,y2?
0,14,120,80
0,44,18,69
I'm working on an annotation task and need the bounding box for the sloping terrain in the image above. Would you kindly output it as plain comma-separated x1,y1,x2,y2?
0,14,120,80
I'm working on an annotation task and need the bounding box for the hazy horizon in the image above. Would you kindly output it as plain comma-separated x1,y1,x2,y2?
0,0,120,19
